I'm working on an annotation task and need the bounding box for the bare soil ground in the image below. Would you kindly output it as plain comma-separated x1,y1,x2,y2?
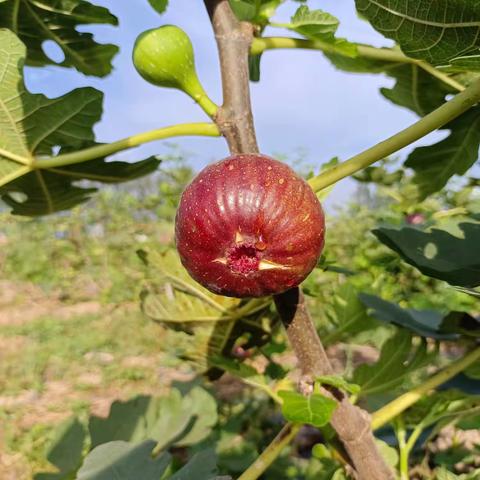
0,279,193,480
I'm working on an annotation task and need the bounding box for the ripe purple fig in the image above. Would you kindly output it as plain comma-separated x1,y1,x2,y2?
175,154,325,298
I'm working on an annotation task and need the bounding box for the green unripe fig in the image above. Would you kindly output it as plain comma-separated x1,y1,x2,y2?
132,25,217,117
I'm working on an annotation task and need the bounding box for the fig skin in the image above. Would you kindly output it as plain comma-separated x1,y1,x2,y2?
175,154,325,298
132,25,205,97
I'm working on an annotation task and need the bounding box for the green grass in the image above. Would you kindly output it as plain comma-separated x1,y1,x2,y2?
0,304,183,478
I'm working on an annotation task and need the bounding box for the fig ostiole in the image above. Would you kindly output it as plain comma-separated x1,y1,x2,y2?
132,25,217,117
175,154,326,298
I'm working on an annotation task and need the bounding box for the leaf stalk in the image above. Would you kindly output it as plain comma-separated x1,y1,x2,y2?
33,123,220,169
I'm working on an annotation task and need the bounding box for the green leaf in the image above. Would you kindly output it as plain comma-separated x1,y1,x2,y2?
375,439,399,469
278,390,337,427
405,107,480,199
89,388,217,450
352,330,430,396
373,221,480,287
1,156,160,216
0,30,101,179
316,375,361,395
0,30,157,215
148,0,169,14
35,417,86,480
289,6,339,39
170,450,219,480
359,293,458,340
323,49,392,74
355,0,480,69
139,248,276,373
229,0,257,21
228,0,281,24
140,249,241,323
77,441,171,480
0,1,118,76
284,6,357,57
440,311,480,339
403,390,480,433
381,63,453,116
176,387,218,446
323,283,378,345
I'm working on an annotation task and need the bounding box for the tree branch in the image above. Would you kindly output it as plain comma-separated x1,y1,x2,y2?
204,0,258,153
274,289,395,480
204,1,393,478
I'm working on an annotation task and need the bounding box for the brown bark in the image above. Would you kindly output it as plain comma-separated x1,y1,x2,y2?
204,1,393,478
275,289,395,480
204,0,258,154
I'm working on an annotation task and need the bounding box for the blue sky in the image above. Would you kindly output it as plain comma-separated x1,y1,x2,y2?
25,1,439,207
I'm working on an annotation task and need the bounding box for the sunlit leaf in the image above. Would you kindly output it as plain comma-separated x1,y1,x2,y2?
229,0,281,24
284,6,357,57
139,248,276,373
0,0,118,76
355,0,480,69
278,390,337,427
323,283,378,345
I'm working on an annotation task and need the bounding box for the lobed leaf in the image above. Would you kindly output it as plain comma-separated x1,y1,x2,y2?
0,30,160,215
0,0,118,76
355,0,480,69
139,248,276,373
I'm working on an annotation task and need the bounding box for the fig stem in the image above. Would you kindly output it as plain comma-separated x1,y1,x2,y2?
32,123,220,169
308,76,480,192
251,37,466,93
371,345,480,430
193,92,219,118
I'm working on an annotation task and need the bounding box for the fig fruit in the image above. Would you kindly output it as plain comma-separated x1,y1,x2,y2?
175,154,325,298
132,25,217,116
